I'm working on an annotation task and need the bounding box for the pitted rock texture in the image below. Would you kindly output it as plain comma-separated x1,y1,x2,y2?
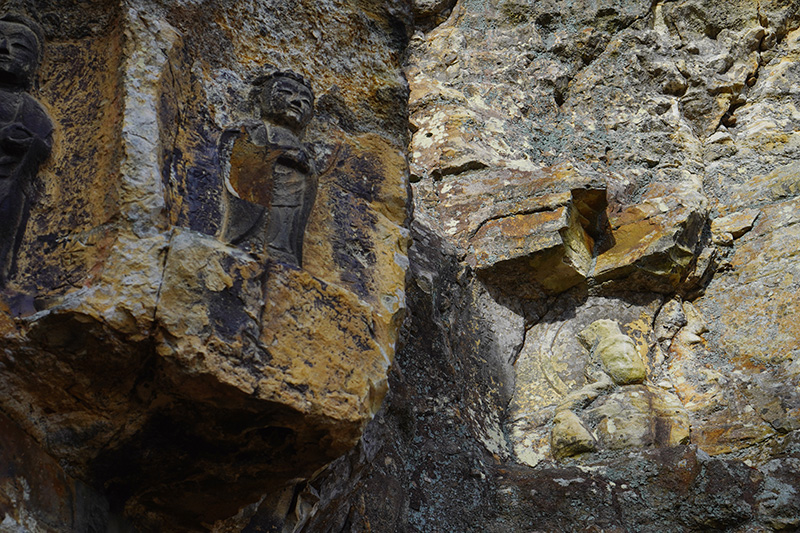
403,0,800,465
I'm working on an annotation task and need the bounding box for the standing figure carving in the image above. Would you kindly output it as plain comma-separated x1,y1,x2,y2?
221,71,316,267
0,13,52,287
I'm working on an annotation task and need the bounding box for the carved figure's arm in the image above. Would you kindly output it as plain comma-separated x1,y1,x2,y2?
0,123,36,152
275,145,311,173
4,98,53,165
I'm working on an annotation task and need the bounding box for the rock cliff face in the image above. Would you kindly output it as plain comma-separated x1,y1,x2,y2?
300,0,800,531
0,0,408,530
2,0,800,531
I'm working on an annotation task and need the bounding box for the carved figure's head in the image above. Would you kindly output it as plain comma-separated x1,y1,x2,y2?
258,71,314,134
0,14,43,89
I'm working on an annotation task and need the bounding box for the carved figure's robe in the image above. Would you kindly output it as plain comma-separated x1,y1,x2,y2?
220,123,316,266
0,89,53,284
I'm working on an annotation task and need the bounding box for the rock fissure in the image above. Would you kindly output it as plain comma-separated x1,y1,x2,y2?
150,228,174,327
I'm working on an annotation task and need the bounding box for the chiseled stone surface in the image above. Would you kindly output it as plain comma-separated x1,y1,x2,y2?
588,384,690,450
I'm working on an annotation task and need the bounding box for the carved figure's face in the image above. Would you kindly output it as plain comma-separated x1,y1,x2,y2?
260,76,314,133
0,21,39,88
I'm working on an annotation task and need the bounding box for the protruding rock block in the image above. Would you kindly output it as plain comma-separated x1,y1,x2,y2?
0,2,410,526
417,163,709,296
710,207,759,245
551,409,597,459
594,192,707,292
414,164,608,298
259,261,390,427
467,201,594,295
154,229,267,394
2,227,396,527
156,228,389,446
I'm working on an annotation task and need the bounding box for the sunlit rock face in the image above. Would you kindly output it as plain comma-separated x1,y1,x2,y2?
0,0,409,530
405,0,799,462
295,0,800,531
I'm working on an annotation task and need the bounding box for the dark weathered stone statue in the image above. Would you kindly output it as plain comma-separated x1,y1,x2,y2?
0,13,53,286
221,70,316,267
